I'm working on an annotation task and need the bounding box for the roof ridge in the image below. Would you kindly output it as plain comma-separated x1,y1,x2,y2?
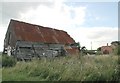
10,19,67,32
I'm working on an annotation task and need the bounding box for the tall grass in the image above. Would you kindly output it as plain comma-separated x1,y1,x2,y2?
2,55,119,81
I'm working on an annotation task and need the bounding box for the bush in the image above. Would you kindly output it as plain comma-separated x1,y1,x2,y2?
96,51,102,55
117,46,120,55
2,55,17,67
113,45,120,55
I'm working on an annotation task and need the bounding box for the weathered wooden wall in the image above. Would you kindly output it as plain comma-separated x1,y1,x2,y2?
13,41,66,60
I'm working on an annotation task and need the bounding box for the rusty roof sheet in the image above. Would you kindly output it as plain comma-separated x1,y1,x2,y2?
10,19,75,44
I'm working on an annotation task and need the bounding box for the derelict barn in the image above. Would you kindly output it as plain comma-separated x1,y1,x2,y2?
3,19,80,60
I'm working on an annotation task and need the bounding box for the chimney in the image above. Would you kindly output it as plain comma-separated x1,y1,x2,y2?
107,43,108,46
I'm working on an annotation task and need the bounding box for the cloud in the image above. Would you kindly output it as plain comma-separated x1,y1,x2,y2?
2,2,52,26
0,26,7,51
19,1,86,29
1,0,119,2
0,1,118,51
95,16,100,20
0,1,87,51
67,27,118,50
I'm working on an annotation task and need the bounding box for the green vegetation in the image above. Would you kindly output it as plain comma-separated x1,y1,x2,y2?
115,46,120,55
2,55,119,81
113,45,120,56
2,55,17,67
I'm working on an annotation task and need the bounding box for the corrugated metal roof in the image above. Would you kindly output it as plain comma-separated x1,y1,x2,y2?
10,19,75,44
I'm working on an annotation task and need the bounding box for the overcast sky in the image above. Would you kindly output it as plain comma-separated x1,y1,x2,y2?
0,0,119,51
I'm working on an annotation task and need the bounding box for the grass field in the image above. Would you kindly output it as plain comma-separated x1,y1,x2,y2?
1,55,120,81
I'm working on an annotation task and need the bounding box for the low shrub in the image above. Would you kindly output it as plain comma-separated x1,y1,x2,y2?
113,45,120,55
118,46,120,55
2,55,17,67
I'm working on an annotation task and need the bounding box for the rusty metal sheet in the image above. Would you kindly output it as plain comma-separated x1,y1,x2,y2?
11,19,75,44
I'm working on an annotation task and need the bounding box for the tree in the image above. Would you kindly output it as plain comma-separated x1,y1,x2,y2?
113,45,120,55
97,47,101,51
80,46,87,56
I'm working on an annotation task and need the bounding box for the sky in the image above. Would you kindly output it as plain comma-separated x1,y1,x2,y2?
0,0,119,51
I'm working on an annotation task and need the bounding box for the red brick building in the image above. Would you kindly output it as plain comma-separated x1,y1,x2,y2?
98,43,113,54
